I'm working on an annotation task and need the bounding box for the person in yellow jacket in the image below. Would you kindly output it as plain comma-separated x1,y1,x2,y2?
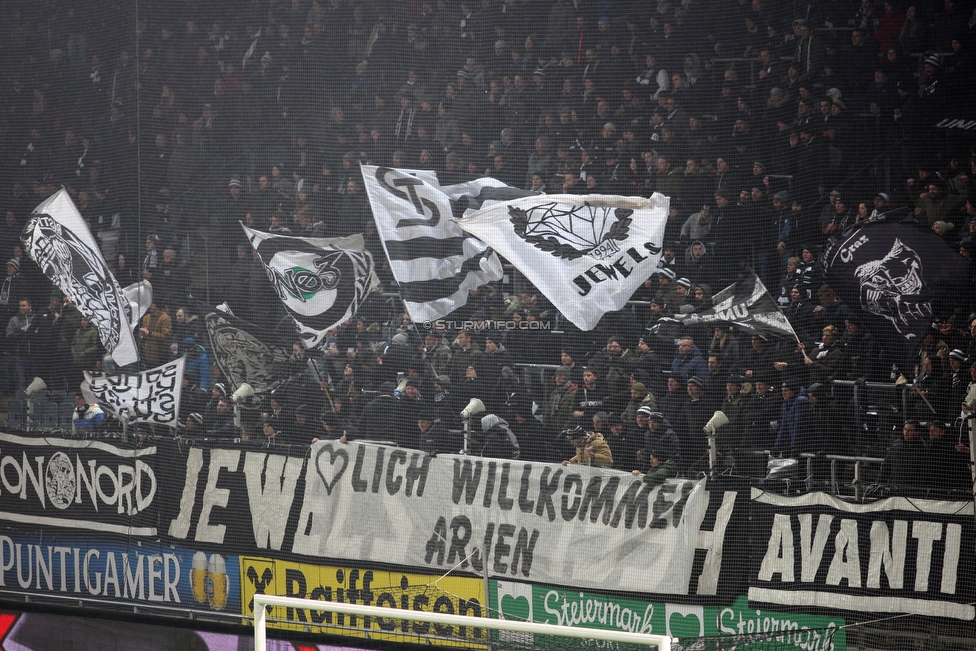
560,426,613,467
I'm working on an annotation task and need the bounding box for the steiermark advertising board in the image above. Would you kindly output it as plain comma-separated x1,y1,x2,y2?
490,580,845,651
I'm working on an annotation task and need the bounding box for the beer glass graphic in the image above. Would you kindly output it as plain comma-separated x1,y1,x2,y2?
205,554,229,611
191,551,208,603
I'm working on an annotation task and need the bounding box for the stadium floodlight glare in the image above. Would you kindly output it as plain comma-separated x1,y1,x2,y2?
253,594,672,651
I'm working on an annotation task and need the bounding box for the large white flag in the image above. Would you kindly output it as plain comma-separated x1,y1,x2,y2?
361,165,531,322
459,193,669,330
23,189,140,365
81,357,185,426
242,224,379,349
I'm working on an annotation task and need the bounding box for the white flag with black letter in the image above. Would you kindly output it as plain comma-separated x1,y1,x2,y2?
22,189,140,366
458,193,669,330
81,357,185,425
242,224,379,349
361,165,532,322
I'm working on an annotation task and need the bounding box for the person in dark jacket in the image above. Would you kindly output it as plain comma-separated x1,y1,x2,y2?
635,408,682,474
924,420,971,495
476,414,521,459
417,410,456,455
881,420,928,494
207,397,239,440
775,380,813,452
359,383,398,442
605,414,640,472
572,368,607,424
677,376,713,469
658,375,685,424
394,377,427,447
671,337,708,382
742,373,782,451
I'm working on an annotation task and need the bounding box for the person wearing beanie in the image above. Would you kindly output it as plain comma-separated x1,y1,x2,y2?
947,349,969,408
633,337,664,395
871,192,889,217
621,381,657,424
676,374,712,468
558,347,585,386
931,220,955,240
633,407,682,476
560,425,613,468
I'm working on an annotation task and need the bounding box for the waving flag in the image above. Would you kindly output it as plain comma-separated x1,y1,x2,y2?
205,311,290,396
22,189,140,366
820,216,971,374
361,165,530,322
458,193,669,330
242,224,378,349
675,271,799,340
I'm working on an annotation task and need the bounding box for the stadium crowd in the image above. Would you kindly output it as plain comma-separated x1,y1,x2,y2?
1,0,976,493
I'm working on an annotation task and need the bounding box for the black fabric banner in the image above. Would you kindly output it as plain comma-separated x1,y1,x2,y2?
749,488,976,620
818,216,970,374
0,433,159,537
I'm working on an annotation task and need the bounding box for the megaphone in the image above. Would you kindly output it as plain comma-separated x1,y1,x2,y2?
703,411,730,434
231,383,255,403
460,398,486,419
25,377,47,396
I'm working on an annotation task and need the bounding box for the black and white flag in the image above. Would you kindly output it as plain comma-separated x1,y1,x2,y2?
362,165,527,322
23,190,139,366
242,225,379,349
675,271,799,340
206,311,290,396
81,357,184,426
819,216,970,373
458,193,668,330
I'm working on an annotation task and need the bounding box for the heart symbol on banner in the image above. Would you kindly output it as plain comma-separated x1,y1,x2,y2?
500,595,531,622
668,612,703,639
314,444,349,495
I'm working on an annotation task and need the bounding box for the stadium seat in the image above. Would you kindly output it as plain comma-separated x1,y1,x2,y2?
5,400,25,429
59,403,76,430
39,402,60,430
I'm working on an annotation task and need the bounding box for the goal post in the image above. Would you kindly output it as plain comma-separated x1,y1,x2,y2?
253,594,673,651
